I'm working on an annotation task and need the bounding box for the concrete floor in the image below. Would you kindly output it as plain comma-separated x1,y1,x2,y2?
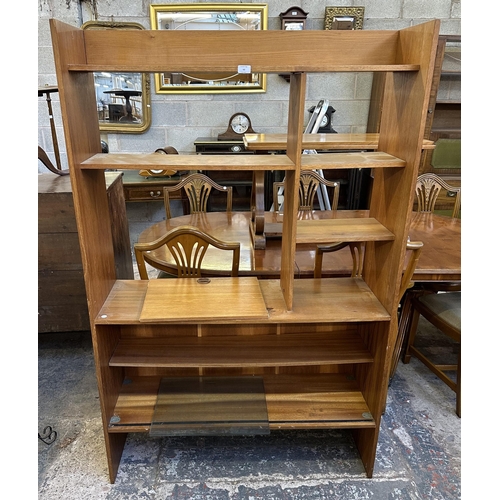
38,317,461,499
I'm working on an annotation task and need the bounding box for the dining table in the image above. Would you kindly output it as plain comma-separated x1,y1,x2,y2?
138,210,460,282
138,209,460,379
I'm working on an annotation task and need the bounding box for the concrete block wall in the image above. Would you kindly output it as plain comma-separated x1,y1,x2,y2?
38,0,460,247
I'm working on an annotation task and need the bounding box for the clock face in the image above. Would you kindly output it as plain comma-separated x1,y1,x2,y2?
231,114,250,134
321,115,329,127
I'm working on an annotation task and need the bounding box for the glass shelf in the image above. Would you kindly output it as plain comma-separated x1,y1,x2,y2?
150,376,270,436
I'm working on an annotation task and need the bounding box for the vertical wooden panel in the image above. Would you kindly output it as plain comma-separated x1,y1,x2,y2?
280,72,306,310
365,20,440,314
50,19,126,484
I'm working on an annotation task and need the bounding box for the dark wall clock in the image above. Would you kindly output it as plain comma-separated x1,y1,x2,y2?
218,112,257,140
308,105,338,133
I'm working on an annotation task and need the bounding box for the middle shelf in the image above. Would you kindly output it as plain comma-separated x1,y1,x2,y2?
80,151,406,171
96,277,391,325
109,331,374,368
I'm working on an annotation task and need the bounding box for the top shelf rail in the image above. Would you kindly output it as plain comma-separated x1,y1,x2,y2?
63,29,421,73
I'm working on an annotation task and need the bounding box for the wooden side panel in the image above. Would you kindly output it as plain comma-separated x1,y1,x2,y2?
50,19,126,483
356,20,440,476
93,324,127,483
106,175,134,280
365,20,440,313
280,72,306,310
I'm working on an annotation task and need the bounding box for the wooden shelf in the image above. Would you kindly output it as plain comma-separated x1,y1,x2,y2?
109,374,376,433
50,18,439,482
81,153,295,171
96,278,391,325
82,151,405,172
110,332,374,368
295,218,394,244
300,151,405,170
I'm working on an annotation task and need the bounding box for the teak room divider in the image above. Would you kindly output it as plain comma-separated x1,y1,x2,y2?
50,18,439,483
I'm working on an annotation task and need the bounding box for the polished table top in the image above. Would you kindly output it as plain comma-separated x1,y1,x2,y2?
138,211,460,282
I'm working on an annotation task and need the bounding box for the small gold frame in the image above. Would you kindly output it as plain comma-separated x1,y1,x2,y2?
82,21,152,134
324,7,365,31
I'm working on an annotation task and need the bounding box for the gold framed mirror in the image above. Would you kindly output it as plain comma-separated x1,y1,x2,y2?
82,21,152,134
150,3,268,94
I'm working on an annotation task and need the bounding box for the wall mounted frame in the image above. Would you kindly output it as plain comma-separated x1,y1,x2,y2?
82,21,151,134
324,7,365,30
150,3,268,94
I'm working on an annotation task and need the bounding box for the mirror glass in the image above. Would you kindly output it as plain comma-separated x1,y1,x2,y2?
150,3,268,94
82,21,152,134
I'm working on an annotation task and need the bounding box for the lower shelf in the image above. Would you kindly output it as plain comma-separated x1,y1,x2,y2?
108,374,376,433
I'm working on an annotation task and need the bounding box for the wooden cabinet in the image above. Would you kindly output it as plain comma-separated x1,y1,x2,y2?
38,172,133,332
121,170,187,205
50,19,439,483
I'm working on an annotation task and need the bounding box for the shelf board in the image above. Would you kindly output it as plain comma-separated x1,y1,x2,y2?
81,153,296,171
96,277,391,325
69,64,419,73
262,278,391,323
301,151,405,170
109,374,376,433
109,331,374,368
295,218,395,244
81,151,406,171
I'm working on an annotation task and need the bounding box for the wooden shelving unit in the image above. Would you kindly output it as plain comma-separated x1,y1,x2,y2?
50,19,439,483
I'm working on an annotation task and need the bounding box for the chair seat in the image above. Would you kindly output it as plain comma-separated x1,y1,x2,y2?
405,290,461,416
416,292,461,340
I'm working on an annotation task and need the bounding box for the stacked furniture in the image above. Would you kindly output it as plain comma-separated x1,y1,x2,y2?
38,172,133,332
50,19,439,483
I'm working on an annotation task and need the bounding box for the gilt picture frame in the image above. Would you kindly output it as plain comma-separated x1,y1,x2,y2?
324,7,365,31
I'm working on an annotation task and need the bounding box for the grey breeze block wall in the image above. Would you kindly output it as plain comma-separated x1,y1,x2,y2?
38,0,461,245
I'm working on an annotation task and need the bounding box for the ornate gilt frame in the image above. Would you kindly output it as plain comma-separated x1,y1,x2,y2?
324,7,365,31
82,21,152,134
150,3,268,94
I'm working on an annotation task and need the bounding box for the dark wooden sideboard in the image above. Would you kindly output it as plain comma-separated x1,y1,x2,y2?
38,172,133,333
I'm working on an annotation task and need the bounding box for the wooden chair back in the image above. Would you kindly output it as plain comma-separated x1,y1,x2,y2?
314,242,363,279
163,173,233,219
134,225,240,279
415,173,461,218
314,240,423,301
273,171,340,212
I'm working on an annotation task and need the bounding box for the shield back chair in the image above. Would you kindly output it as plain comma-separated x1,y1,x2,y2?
403,287,461,416
314,240,423,303
134,225,240,279
415,173,461,218
273,171,340,213
163,173,233,219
